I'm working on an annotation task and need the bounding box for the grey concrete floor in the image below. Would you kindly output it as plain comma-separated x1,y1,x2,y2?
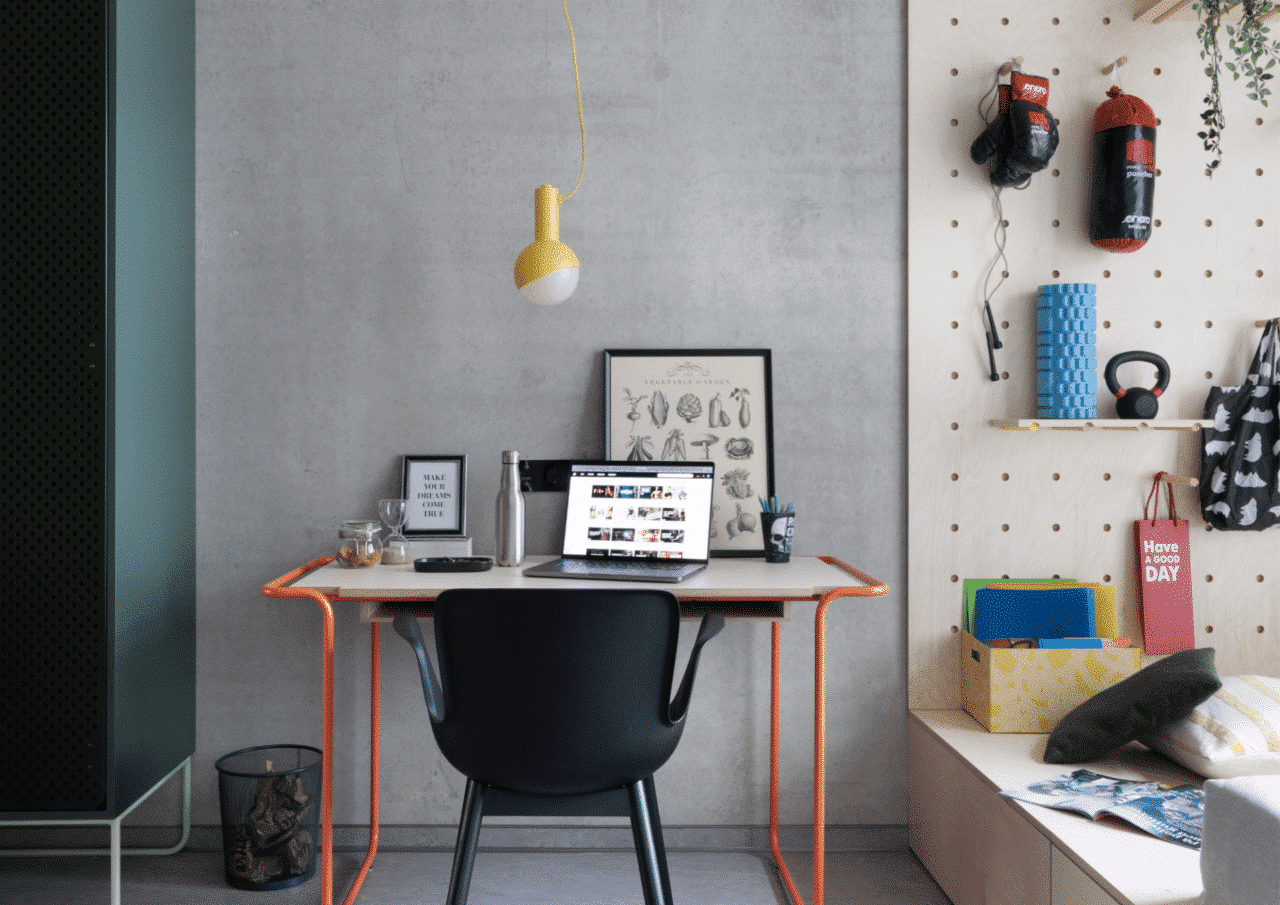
0,849,952,904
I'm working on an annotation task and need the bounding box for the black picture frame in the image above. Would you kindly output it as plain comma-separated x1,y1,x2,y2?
401,455,467,537
604,349,775,557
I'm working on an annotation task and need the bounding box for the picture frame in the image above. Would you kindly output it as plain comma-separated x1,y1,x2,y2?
401,455,467,537
604,349,774,557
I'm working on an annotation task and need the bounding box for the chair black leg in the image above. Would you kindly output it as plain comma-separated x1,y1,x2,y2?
447,779,486,905
628,777,673,905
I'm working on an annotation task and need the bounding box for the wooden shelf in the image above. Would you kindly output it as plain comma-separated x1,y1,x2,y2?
989,419,1210,432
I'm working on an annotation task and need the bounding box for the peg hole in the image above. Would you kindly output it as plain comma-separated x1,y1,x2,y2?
1052,524,1061,532
1258,626,1266,634
1052,473,1060,481
1154,270,1162,278
1103,473,1112,481
1001,524,1010,532
1206,320,1213,328
1206,575,1214,582
1206,625,1214,633
1001,473,1010,481
1154,320,1162,328
1102,270,1111,278
1259,575,1266,583
1103,524,1111,532
951,524,959,532
1206,371,1213,379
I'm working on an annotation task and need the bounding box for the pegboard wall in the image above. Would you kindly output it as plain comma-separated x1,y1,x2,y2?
907,0,1280,710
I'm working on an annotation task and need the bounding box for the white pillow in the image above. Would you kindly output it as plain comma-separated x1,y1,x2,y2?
1143,675,1280,779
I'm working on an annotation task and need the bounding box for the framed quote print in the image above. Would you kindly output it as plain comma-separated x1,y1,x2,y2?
605,349,774,556
401,455,467,537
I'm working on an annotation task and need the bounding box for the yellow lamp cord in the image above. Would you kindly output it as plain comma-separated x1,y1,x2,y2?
559,0,586,204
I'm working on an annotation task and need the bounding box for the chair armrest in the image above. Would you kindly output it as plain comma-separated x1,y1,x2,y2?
393,614,446,724
669,612,726,724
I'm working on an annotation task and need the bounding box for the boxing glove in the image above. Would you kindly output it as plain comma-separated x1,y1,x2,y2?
971,72,1059,188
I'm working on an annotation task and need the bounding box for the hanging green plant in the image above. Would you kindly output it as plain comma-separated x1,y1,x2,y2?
1194,0,1279,173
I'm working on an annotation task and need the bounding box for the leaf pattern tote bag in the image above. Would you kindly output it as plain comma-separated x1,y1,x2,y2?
1199,320,1280,530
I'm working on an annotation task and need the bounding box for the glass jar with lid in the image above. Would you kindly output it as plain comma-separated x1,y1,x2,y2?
336,519,382,568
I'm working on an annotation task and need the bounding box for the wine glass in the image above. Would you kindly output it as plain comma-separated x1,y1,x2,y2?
378,499,410,565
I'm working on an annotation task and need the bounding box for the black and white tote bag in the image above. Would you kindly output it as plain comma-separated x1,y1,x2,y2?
1200,319,1280,530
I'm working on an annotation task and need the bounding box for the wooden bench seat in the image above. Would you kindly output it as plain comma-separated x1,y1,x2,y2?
908,709,1204,905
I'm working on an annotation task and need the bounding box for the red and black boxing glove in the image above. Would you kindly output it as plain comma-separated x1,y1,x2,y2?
971,72,1059,188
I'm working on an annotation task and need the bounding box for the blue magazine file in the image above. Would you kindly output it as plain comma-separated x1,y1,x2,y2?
973,587,1096,643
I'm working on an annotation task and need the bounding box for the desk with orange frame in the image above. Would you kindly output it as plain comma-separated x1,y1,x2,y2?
262,554,886,905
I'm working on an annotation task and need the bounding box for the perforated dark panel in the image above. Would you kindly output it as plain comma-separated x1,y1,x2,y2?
0,0,110,812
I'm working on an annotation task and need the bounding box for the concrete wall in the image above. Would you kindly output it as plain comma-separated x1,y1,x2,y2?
192,0,906,837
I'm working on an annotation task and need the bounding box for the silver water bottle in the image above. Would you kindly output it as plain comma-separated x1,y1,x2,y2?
495,450,525,566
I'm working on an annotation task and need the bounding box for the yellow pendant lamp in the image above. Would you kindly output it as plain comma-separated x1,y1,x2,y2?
514,0,586,306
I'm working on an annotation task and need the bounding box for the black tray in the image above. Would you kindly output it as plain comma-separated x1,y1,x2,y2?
413,557,494,573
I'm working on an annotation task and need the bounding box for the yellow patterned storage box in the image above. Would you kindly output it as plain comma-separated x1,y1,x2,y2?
961,631,1142,733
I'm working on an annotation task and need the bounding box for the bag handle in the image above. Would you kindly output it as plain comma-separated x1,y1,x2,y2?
1144,471,1180,525
1248,319,1279,389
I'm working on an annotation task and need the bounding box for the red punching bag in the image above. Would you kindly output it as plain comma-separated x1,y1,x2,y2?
1089,86,1156,252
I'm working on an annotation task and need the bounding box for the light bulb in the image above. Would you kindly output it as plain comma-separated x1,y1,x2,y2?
514,185,579,305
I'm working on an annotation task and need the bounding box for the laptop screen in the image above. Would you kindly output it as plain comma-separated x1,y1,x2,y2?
561,461,715,561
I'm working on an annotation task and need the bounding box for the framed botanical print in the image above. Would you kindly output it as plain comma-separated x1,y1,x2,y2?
401,455,467,537
604,349,774,556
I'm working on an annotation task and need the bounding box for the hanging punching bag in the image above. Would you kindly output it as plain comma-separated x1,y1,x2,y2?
1089,86,1156,252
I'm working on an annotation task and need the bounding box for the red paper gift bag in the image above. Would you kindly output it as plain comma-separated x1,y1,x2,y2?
1135,473,1194,655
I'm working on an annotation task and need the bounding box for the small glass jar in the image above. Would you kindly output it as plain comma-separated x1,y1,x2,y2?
336,520,382,568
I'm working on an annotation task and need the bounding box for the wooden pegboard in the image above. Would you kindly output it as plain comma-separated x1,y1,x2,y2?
908,0,1280,709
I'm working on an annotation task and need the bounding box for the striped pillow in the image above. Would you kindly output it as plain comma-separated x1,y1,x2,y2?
1143,676,1280,779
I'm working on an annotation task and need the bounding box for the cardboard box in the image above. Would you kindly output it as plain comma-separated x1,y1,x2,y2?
961,630,1141,733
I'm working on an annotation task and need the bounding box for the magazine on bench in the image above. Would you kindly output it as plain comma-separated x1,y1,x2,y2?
999,769,1204,849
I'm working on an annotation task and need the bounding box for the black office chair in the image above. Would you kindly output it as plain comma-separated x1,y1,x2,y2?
392,587,725,905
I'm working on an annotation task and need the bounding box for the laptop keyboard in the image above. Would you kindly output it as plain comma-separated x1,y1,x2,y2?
557,559,688,576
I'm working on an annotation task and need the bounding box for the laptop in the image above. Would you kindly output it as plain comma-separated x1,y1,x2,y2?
523,460,716,583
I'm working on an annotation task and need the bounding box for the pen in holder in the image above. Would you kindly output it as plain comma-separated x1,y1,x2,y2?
759,498,794,563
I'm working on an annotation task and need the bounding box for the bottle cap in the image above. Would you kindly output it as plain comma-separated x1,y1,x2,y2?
502,450,520,464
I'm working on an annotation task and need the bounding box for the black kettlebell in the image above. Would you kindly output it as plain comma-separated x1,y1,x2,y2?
1103,351,1171,419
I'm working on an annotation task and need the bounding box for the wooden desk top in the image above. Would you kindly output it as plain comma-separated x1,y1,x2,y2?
286,554,873,601
272,554,886,622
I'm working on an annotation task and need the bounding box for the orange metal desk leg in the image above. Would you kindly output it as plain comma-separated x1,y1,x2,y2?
263,559,383,905
768,602,830,905
340,622,381,905
769,558,888,905
262,558,337,905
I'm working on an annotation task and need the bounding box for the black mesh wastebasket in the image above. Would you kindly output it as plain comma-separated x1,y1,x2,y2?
216,745,322,891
